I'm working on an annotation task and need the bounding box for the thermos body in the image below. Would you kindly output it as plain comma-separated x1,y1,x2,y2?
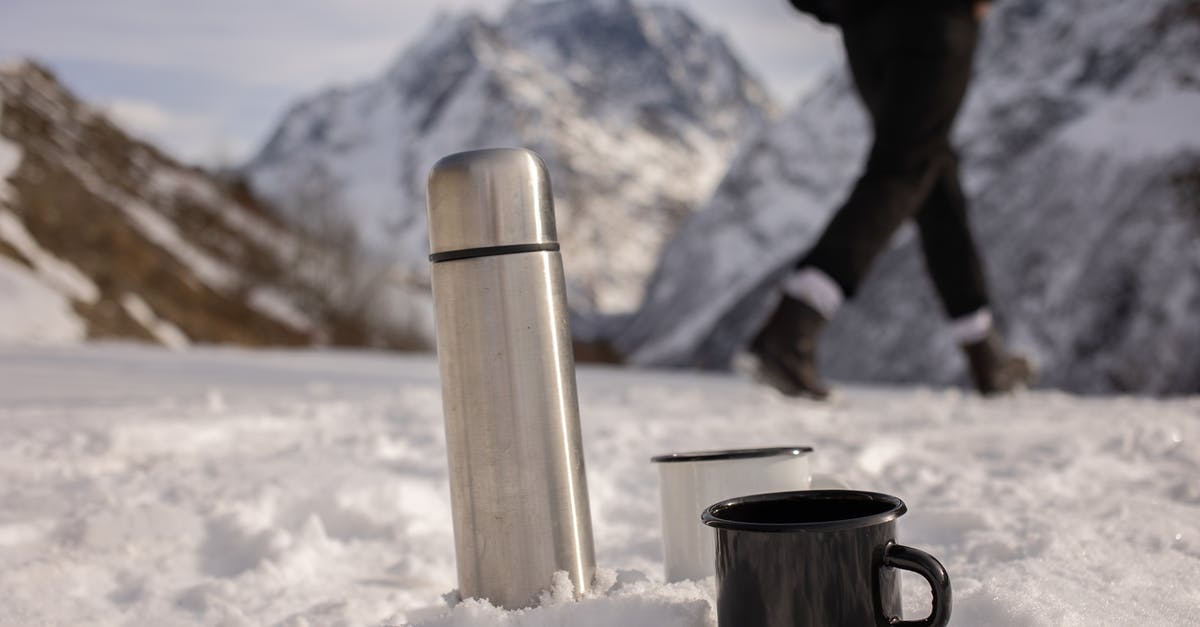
427,148,596,609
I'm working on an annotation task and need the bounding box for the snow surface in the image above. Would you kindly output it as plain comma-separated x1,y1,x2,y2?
0,345,1197,625
146,168,302,268
120,293,191,350
247,287,318,334
0,209,100,304
0,135,19,202
0,114,95,344
1059,89,1200,160
115,193,239,293
53,150,240,296
0,111,96,345
0,258,87,344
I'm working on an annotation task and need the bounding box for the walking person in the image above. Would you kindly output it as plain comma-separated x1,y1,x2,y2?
749,0,1034,399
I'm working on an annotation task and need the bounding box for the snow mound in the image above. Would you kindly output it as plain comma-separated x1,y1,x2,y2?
412,570,712,626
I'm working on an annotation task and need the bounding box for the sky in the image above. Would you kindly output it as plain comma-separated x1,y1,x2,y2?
0,0,839,166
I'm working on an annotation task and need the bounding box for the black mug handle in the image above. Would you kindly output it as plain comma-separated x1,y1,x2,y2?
881,542,952,627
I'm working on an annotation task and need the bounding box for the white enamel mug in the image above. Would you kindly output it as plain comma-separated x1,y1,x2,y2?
652,446,846,582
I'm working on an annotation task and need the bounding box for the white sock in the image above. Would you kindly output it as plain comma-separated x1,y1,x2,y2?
783,267,843,320
949,308,994,345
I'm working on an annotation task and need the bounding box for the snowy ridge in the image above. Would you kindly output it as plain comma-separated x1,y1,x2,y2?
617,0,1200,394
0,93,92,342
244,0,775,313
0,61,358,348
145,168,301,270
67,153,242,293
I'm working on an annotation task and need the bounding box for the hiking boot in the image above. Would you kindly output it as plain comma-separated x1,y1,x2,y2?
962,330,1036,395
747,296,830,400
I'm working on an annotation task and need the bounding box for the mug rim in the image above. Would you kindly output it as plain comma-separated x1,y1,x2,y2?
650,446,813,464
702,490,907,533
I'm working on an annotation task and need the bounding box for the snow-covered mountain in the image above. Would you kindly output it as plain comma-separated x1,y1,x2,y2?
616,0,1200,394
0,61,429,349
243,0,775,313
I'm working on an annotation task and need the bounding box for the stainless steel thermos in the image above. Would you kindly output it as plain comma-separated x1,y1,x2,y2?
426,148,596,609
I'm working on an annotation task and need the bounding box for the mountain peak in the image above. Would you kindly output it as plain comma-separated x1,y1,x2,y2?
244,0,774,313
0,58,52,82
0,59,73,109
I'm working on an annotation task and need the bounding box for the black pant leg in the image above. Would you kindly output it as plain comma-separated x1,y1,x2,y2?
798,6,979,299
915,150,991,318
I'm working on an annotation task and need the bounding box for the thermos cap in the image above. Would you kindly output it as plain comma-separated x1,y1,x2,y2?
427,148,559,258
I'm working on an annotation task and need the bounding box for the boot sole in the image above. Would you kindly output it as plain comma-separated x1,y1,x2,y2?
733,350,830,401
978,360,1037,396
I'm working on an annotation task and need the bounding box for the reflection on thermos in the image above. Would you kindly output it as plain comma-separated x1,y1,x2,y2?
426,148,596,610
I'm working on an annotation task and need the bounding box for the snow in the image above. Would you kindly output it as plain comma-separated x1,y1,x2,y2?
118,196,239,292
247,287,317,333
412,571,713,627
120,293,191,349
1,111,97,340
0,209,100,304
0,258,87,344
0,345,1197,625
1059,89,1200,159
56,152,240,294
147,167,301,264
0,103,19,202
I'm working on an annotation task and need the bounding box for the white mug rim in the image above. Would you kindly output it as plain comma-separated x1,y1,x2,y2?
650,446,813,464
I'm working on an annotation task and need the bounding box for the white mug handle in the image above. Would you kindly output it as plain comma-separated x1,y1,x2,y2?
811,473,850,490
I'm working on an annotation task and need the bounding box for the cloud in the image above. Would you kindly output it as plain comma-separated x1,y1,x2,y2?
666,0,841,102
104,98,251,166
1,0,841,165
1,0,837,98
0,0,494,92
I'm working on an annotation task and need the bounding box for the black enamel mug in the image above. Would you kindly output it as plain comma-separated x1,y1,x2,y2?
702,490,951,627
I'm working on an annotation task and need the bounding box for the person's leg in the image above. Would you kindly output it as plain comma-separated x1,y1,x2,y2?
916,151,1035,394
914,149,990,322
750,6,981,398
774,13,891,324
795,7,980,305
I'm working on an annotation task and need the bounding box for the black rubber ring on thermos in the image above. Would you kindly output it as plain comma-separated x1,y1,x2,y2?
429,242,560,263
